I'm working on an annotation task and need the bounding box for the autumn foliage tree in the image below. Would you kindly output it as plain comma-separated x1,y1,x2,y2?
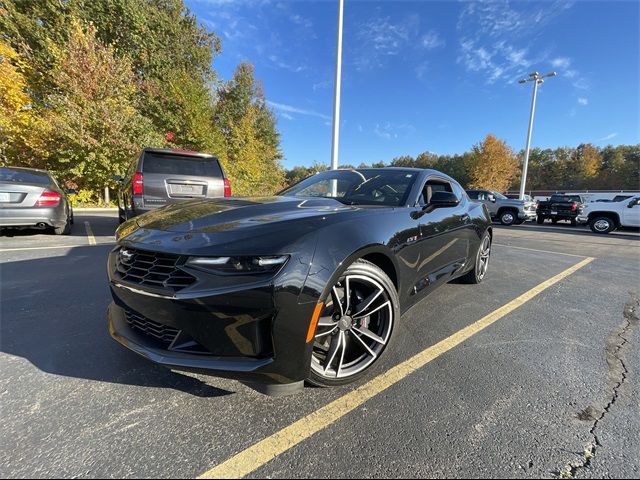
467,134,519,191
41,21,160,191
213,63,283,195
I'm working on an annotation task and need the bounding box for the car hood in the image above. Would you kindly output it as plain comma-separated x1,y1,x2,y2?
133,196,364,233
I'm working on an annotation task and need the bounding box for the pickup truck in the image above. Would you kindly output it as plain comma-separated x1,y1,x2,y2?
466,189,536,225
536,194,585,225
578,196,640,233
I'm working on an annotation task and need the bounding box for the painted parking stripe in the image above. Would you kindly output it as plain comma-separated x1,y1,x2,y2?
493,243,589,258
198,256,594,479
84,221,96,245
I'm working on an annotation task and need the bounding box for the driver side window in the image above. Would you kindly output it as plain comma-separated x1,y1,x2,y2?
419,179,453,206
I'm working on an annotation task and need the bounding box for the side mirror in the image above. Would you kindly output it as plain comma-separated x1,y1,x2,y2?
629,200,637,208
488,194,496,203
113,175,123,182
65,188,77,195
428,191,460,208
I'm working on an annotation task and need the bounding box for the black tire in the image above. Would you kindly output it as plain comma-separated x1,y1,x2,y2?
118,207,127,224
514,218,525,225
536,216,545,224
551,218,558,224
589,216,616,234
70,208,74,225
53,217,71,235
459,231,492,284
307,259,399,388
570,218,577,226
499,209,517,226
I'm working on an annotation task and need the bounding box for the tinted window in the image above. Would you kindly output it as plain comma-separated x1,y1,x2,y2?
451,182,465,201
551,194,581,202
466,190,479,200
0,167,52,185
280,169,417,206
142,153,223,177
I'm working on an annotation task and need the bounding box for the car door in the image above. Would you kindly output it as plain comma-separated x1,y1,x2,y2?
410,176,469,299
623,197,640,226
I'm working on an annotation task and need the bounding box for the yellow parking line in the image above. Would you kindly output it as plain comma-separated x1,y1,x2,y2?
198,256,595,479
84,221,96,246
493,243,589,258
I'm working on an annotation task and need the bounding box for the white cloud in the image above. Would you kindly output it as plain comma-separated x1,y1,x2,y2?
598,132,618,141
312,80,332,92
374,122,416,140
267,54,306,73
279,112,294,121
267,101,331,121
457,1,573,83
421,31,445,50
354,13,442,72
577,97,588,106
551,57,572,69
415,61,429,80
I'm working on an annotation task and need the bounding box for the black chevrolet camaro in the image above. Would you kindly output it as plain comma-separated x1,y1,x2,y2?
107,168,492,394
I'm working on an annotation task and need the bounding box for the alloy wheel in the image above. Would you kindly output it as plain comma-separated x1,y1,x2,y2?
311,274,393,380
593,219,610,232
477,234,491,280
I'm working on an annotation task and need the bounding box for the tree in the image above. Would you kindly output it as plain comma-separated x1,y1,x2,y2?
467,134,519,192
0,39,47,164
213,63,284,195
41,21,160,190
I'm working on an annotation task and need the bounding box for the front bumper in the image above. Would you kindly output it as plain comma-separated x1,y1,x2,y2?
519,209,537,221
107,246,319,389
577,214,589,224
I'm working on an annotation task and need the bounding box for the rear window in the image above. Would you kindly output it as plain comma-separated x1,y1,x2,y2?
0,167,52,185
142,153,223,177
550,194,581,202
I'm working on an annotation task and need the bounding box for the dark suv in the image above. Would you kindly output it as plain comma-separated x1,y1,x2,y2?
115,148,230,223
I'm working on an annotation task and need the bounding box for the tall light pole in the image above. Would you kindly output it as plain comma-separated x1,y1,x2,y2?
330,0,344,172
517,71,556,200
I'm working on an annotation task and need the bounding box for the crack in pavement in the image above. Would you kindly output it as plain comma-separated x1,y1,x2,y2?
556,291,639,479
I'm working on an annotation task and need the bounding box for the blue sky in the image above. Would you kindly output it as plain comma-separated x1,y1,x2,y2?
185,0,640,169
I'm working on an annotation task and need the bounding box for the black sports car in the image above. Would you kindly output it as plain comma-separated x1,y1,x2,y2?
107,168,492,395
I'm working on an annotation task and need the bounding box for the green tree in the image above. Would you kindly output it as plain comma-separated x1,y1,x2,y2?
213,63,283,195
41,21,160,190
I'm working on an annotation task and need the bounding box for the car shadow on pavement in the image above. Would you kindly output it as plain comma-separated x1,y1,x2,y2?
0,214,119,239
0,245,233,398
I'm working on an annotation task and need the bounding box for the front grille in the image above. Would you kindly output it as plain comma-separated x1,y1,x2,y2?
114,247,196,293
124,309,180,347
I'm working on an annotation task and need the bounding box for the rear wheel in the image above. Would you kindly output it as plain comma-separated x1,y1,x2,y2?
589,216,615,234
536,216,545,224
53,217,71,235
307,259,398,387
570,218,577,226
118,207,127,224
460,231,492,284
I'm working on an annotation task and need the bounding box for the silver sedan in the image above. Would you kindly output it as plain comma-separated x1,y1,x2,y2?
0,166,74,235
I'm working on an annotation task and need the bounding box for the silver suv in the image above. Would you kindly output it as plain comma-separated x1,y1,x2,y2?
466,190,536,225
115,148,230,223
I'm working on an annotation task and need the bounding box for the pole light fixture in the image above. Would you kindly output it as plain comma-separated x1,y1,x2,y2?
517,71,557,200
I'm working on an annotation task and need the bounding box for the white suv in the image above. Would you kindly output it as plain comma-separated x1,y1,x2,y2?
578,196,640,233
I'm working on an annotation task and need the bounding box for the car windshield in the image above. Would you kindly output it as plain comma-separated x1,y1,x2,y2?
491,191,508,200
0,167,52,185
279,169,417,206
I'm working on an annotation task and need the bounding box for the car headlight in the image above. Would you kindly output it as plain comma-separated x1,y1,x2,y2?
185,255,289,275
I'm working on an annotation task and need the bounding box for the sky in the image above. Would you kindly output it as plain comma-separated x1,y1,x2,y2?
184,0,640,169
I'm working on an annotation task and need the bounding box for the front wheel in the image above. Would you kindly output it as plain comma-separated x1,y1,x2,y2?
307,259,399,387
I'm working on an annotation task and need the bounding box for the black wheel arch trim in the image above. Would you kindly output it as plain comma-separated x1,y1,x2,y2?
588,211,620,226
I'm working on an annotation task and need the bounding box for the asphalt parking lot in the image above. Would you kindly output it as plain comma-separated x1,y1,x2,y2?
1,211,639,479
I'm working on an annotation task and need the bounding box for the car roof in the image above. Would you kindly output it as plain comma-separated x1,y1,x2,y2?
142,147,216,159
